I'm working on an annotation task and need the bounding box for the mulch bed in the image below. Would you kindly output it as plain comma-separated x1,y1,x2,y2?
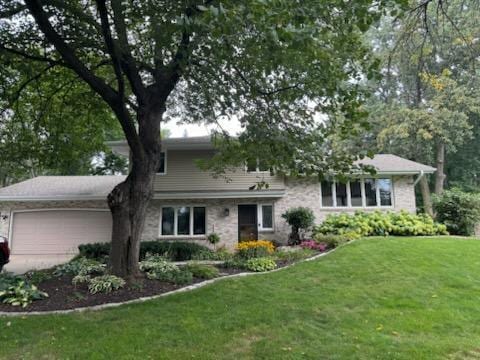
0,252,324,313
0,267,244,313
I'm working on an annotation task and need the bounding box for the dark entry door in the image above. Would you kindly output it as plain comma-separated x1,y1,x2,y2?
238,205,258,242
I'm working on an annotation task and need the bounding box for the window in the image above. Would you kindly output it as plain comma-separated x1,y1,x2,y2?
321,181,334,207
157,152,166,174
350,180,363,207
246,158,270,172
378,178,392,206
193,207,206,235
336,183,348,207
177,207,190,235
160,206,206,236
320,178,393,208
259,205,273,230
161,207,175,235
364,178,377,206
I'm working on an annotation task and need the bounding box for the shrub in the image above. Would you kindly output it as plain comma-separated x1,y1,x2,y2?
207,233,221,250
139,253,179,279
0,274,48,307
236,240,275,259
245,258,277,272
299,240,327,252
281,207,315,245
72,274,91,286
54,257,106,278
312,234,353,249
222,258,247,270
314,210,448,237
433,188,480,236
184,263,219,279
79,241,214,262
78,242,110,260
88,275,126,294
191,248,233,261
154,269,194,285
274,248,316,262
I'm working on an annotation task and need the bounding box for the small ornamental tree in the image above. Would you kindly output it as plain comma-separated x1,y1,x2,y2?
282,207,315,245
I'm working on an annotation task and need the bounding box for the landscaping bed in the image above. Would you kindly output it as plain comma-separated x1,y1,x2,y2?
0,241,328,313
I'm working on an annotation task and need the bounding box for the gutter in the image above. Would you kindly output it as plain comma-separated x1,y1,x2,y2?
413,170,425,186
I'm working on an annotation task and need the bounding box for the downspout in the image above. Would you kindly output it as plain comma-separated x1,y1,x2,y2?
413,170,425,186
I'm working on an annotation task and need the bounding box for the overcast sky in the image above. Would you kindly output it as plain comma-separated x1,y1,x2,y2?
163,118,243,138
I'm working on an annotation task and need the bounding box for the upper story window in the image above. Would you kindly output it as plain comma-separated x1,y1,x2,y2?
320,178,393,208
246,158,270,173
157,152,166,174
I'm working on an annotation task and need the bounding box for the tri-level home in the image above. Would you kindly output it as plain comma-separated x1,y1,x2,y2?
0,136,435,257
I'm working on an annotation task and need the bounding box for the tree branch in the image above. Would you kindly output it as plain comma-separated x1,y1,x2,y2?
24,0,142,156
110,0,146,102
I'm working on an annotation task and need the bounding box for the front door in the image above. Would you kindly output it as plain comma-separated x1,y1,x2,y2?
238,204,258,242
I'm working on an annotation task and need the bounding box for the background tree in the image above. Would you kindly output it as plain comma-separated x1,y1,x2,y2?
346,0,480,214
1,0,400,277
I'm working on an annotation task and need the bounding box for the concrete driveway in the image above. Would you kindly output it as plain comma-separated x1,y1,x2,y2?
3,254,74,274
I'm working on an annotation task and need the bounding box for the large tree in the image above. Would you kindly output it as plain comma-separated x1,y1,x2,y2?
0,0,398,277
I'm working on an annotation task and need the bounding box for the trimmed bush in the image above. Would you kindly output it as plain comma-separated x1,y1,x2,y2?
314,210,448,237
245,258,277,272
433,189,480,236
312,234,353,249
236,240,275,259
282,207,315,245
79,241,214,261
184,263,219,279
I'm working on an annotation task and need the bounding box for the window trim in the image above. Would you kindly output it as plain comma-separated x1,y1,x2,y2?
319,177,394,209
159,205,207,237
156,151,167,175
258,203,274,231
245,159,270,174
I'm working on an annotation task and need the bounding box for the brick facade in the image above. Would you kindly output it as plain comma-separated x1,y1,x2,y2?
0,175,417,251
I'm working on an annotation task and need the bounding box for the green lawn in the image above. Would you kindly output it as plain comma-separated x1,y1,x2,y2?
2,237,480,359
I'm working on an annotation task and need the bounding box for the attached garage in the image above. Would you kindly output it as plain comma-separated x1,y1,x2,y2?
10,209,112,255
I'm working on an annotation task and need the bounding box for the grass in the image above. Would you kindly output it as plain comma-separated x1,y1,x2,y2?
2,236,480,359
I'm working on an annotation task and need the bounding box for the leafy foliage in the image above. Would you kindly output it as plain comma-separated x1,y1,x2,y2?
236,240,275,259
314,210,448,237
433,189,480,236
281,207,315,245
53,257,106,278
87,275,126,295
312,234,355,249
79,241,214,262
184,263,219,280
245,258,277,272
0,273,48,307
207,233,220,249
273,248,316,263
299,240,327,252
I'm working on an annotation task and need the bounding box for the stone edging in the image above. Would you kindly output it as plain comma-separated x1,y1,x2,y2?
0,245,344,317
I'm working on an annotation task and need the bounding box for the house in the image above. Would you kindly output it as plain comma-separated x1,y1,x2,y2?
0,136,435,257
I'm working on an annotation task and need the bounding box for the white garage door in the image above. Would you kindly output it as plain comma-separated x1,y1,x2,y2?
11,210,112,255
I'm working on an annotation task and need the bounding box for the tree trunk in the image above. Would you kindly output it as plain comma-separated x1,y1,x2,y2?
434,142,446,195
419,175,434,217
107,106,162,279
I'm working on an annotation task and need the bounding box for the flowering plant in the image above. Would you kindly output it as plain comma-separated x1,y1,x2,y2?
300,240,327,252
236,240,275,259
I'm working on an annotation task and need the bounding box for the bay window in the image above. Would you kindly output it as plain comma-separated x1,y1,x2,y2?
320,178,393,208
160,206,206,236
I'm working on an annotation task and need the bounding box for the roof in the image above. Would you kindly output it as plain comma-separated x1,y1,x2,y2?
0,176,126,201
0,153,434,202
108,136,214,156
354,154,436,174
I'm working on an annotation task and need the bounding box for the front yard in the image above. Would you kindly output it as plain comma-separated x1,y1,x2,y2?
1,236,480,359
